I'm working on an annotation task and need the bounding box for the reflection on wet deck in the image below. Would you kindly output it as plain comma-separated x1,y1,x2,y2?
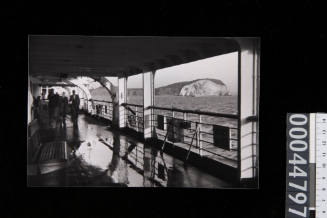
28,113,235,188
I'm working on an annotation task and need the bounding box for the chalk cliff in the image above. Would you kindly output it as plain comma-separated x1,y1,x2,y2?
179,79,230,96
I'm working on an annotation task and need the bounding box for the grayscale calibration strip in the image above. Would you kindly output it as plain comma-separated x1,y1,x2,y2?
286,113,327,218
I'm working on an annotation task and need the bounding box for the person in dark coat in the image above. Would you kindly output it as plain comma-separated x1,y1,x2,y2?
61,92,68,127
47,89,55,125
69,90,80,126
53,92,61,129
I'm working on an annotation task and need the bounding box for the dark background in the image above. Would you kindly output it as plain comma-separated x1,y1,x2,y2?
1,1,326,217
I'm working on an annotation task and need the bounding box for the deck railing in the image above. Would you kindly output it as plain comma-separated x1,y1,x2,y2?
147,105,240,168
89,99,114,121
121,103,144,133
82,98,240,168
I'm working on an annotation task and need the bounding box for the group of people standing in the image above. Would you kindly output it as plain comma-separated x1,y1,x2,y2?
47,89,80,128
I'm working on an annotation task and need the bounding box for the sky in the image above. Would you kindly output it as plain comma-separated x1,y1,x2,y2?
126,52,238,94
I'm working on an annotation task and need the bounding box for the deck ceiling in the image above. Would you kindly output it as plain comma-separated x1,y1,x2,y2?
29,35,239,78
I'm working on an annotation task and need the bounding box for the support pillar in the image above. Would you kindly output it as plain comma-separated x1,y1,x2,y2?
118,77,127,128
236,38,260,180
135,106,139,132
143,71,155,139
27,76,33,124
45,86,49,99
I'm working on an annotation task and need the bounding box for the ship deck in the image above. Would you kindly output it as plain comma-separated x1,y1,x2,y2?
27,110,237,188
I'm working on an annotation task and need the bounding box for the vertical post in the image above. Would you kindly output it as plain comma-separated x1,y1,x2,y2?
183,112,187,144
118,77,127,128
143,71,155,139
254,40,260,181
88,100,92,115
237,38,260,181
27,76,33,124
111,102,113,121
164,116,167,131
237,50,241,182
135,106,139,132
198,115,203,156
45,86,49,99
172,110,175,145
101,104,104,117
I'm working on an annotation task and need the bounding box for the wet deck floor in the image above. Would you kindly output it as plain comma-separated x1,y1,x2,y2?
28,113,235,188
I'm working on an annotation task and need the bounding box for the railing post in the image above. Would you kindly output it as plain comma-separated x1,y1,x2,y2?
45,86,49,99
135,106,139,132
183,112,187,144
198,115,203,156
109,102,112,121
118,77,127,128
172,110,175,145
88,100,91,114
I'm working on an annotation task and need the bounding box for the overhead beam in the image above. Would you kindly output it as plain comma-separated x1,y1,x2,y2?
126,66,143,76
155,59,170,69
180,49,202,62
29,36,240,78
143,62,157,72
165,54,184,66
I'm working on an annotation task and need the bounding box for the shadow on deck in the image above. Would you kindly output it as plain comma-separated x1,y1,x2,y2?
27,110,240,188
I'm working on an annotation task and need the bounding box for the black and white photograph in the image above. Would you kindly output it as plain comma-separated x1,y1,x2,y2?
27,36,260,188
4,1,327,217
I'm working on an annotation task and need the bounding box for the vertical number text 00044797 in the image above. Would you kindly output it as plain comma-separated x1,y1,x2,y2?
287,114,309,218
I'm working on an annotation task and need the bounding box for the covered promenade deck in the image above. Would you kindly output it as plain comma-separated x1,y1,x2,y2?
28,36,260,187
27,104,234,188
